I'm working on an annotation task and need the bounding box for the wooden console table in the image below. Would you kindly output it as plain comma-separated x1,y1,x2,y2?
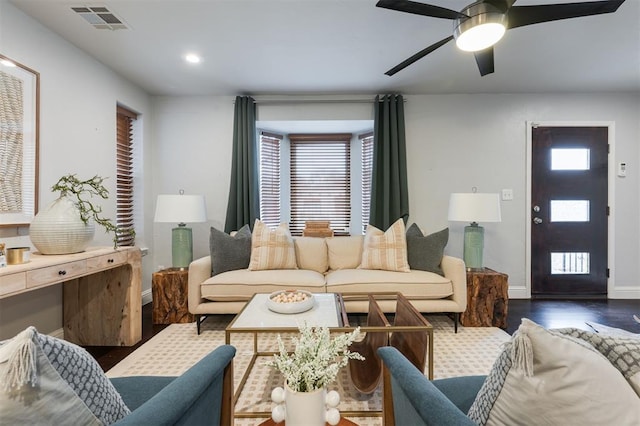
461,268,509,329
0,246,142,346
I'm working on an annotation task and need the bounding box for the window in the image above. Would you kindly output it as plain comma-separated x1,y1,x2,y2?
116,106,136,246
259,132,282,227
258,129,373,236
360,132,374,233
289,134,351,236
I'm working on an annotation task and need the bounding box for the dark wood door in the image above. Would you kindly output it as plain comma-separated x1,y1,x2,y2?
531,126,608,296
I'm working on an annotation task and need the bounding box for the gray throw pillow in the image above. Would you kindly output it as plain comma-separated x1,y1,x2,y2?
405,223,448,276
37,331,131,423
0,327,130,425
210,224,252,276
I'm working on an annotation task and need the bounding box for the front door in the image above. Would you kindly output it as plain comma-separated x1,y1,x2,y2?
531,126,608,297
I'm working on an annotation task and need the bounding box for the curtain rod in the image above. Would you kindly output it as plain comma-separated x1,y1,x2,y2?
232,96,406,105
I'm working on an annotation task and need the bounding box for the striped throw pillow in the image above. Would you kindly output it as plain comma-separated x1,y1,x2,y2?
359,218,410,272
248,220,298,270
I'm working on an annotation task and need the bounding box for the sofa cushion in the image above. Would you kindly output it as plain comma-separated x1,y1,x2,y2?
0,327,130,426
325,269,453,299
406,224,448,276
359,218,410,272
209,225,251,276
294,236,329,274
326,235,363,270
201,269,326,301
467,318,640,426
249,220,297,270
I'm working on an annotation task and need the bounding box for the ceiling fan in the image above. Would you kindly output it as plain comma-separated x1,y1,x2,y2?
376,0,626,76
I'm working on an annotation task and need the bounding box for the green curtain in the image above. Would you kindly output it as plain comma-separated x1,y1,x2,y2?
224,96,259,233
369,94,409,230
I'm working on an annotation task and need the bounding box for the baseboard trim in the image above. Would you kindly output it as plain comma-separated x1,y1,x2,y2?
142,288,152,305
508,286,528,299
608,287,640,299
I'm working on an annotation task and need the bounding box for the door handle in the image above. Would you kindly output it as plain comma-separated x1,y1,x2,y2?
533,205,540,213
533,217,543,224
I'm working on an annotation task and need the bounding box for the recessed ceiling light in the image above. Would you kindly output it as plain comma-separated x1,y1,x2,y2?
0,59,16,67
184,54,201,64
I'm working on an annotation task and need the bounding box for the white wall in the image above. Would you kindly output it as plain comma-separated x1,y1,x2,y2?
152,93,640,299
0,1,153,339
150,97,377,270
1,0,638,340
404,94,640,299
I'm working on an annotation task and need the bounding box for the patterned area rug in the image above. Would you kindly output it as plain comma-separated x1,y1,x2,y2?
107,314,510,425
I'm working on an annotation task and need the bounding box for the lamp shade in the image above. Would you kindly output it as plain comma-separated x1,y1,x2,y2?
154,194,207,224
448,193,501,223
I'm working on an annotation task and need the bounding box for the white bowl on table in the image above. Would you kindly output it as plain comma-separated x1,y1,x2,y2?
267,290,315,314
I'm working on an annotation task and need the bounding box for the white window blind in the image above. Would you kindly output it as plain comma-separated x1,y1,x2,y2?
289,134,351,236
116,106,136,246
360,132,374,233
259,132,282,227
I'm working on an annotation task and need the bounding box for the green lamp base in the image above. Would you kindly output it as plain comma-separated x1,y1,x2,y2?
463,223,484,270
172,225,193,269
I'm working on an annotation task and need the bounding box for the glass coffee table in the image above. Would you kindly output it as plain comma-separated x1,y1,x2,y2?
225,292,433,424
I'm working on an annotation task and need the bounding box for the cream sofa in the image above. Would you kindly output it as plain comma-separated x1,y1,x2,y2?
188,235,467,332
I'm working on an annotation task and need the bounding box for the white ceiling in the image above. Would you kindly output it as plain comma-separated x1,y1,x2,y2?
9,0,640,96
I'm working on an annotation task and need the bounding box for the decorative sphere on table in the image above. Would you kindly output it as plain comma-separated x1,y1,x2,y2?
326,408,340,425
326,390,340,407
271,386,285,403
271,404,286,423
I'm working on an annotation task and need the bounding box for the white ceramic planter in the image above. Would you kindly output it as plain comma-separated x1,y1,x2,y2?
30,195,95,254
284,383,326,426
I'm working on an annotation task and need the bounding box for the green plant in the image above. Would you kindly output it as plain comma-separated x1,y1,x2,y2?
51,174,134,248
266,323,364,392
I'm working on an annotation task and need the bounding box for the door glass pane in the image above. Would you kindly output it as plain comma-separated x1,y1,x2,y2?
550,200,590,222
551,148,590,170
551,252,590,274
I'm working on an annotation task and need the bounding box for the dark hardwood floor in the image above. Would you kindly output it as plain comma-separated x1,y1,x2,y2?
88,298,639,372
505,298,639,335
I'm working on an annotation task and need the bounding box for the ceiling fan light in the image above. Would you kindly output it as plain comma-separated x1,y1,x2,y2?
455,22,506,52
453,2,506,53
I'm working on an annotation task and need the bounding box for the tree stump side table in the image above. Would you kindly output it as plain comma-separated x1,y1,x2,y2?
152,268,195,324
460,268,509,329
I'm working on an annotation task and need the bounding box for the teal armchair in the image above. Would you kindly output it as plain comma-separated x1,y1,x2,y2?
110,345,235,426
378,346,485,426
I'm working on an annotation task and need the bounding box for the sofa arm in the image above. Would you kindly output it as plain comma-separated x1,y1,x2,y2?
188,256,212,314
441,255,467,313
378,346,476,426
112,345,236,426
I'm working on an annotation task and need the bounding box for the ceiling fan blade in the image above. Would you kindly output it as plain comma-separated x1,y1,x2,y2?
376,0,466,20
385,36,454,76
474,48,495,76
507,0,625,29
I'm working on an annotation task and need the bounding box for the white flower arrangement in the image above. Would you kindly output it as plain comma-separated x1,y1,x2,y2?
266,323,365,392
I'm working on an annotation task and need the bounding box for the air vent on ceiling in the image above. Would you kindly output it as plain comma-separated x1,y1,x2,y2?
72,5,129,30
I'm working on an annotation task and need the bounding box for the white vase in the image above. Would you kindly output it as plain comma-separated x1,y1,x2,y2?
30,195,95,254
284,383,326,426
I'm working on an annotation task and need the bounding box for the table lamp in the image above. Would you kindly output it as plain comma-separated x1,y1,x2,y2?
154,192,207,269
448,192,501,270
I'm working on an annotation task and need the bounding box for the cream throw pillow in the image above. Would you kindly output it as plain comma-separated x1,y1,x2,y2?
358,218,410,272
326,235,364,270
248,220,298,270
294,237,329,274
468,318,640,426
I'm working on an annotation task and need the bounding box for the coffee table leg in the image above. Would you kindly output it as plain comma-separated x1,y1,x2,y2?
428,328,434,380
